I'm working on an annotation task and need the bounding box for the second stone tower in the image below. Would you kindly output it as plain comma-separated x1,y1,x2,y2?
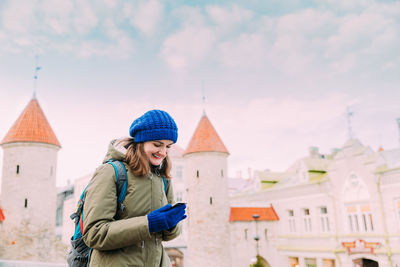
184,114,232,267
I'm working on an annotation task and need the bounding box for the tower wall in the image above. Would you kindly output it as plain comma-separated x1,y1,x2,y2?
184,152,231,267
0,142,59,230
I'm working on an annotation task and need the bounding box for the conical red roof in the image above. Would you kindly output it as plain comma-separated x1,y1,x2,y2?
1,98,61,147
184,114,229,155
0,206,5,222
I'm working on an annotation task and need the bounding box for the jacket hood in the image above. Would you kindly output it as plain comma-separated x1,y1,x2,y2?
102,139,127,163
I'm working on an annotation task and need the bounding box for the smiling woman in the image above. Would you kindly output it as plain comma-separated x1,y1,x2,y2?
75,109,186,267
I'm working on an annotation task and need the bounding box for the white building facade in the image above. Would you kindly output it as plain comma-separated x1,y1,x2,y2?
233,139,400,267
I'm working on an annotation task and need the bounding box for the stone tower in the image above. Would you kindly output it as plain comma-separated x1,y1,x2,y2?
0,97,61,230
184,114,232,267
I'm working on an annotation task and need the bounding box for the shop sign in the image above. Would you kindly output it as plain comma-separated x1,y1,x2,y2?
342,239,381,254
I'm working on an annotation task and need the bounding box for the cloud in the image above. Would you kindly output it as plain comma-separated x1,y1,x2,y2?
0,0,131,58
276,9,336,37
72,1,99,35
324,0,375,11
0,0,399,79
214,2,400,81
170,6,206,27
38,0,75,35
127,0,163,37
1,0,37,33
218,33,268,68
206,4,253,30
161,25,216,71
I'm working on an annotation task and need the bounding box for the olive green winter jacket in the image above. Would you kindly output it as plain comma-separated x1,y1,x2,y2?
82,140,181,267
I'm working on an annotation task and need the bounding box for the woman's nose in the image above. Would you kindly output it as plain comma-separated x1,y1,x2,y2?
158,147,167,156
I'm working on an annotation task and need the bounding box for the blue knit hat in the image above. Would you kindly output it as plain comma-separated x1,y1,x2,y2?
129,110,178,143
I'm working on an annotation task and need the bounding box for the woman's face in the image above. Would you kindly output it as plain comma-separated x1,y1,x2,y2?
143,140,174,166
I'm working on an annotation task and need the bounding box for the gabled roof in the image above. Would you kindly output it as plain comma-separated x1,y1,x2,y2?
1,98,61,147
184,114,229,155
0,207,5,222
229,206,279,222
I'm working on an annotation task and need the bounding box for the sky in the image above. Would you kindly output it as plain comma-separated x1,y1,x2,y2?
0,0,399,187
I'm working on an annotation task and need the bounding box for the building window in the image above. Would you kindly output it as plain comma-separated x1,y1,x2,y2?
50,166,53,176
196,170,199,178
24,198,28,208
348,215,353,232
176,192,183,202
16,165,20,174
244,229,248,240
360,205,374,232
397,200,400,229
320,206,330,232
354,214,360,232
264,229,268,240
176,166,183,180
221,169,224,177
369,214,374,231
347,205,374,232
288,209,296,232
303,208,312,232
289,257,299,267
56,207,63,226
323,259,336,267
305,258,317,267
210,197,213,205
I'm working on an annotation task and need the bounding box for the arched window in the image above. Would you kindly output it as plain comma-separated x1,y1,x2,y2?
343,173,369,202
343,173,374,232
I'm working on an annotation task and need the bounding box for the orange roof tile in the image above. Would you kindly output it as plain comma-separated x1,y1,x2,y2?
229,206,279,222
184,114,229,155
1,98,61,147
0,207,5,222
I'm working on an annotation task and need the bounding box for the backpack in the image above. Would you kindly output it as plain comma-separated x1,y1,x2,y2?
67,160,127,267
67,160,168,267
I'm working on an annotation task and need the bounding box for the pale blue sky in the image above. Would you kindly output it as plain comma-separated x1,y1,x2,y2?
0,0,399,186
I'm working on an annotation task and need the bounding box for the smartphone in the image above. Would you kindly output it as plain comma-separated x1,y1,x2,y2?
171,202,186,209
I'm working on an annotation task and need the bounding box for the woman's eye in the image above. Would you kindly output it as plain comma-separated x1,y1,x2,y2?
154,143,161,147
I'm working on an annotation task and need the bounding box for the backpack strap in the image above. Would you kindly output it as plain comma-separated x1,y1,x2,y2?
107,160,128,212
70,161,128,242
71,185,89,240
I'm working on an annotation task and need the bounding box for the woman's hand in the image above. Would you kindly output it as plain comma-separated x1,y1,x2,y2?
147,203,187,233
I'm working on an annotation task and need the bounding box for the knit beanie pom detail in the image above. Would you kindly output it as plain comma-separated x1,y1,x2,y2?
129,110,178,143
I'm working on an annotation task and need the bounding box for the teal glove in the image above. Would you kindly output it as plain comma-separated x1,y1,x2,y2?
147,203,187,233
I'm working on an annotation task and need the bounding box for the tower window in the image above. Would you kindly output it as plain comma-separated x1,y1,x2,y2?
210,197,213,205
221,170,223,177
50,166,53,176
24,198,28,208
16,165,20,174
196,170,199,178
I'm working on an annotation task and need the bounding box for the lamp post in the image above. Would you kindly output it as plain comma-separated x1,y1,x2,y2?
252,214,260,256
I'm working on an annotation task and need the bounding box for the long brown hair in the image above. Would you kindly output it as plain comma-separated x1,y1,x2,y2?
119,137,172,178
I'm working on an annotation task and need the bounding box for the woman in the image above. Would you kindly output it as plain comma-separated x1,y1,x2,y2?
82,109,187,267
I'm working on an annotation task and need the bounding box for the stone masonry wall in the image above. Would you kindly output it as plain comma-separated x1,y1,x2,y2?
184,152,232,267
